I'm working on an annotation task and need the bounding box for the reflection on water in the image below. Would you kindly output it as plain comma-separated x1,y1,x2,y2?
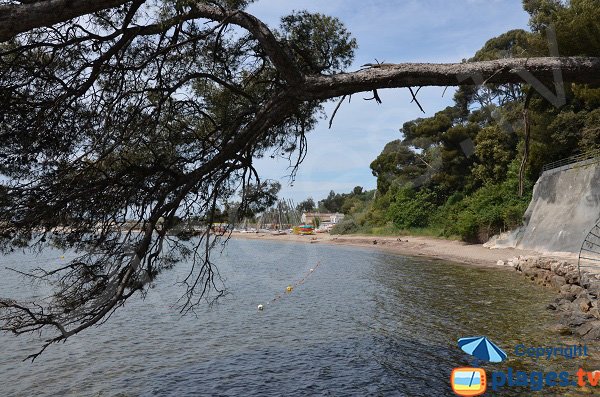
0,239,598,396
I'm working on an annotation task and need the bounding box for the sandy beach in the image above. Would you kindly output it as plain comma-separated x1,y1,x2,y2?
230,232,573,268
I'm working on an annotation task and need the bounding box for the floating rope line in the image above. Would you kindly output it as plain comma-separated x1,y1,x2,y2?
258,261,321,310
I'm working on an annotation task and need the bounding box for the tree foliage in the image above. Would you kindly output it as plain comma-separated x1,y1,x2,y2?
0,1,359,359
278,11,357,75
296,197,315,212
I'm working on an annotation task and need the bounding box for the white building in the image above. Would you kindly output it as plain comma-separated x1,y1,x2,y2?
301,212,345,225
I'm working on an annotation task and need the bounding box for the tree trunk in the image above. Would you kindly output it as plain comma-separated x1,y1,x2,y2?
519,88,534,197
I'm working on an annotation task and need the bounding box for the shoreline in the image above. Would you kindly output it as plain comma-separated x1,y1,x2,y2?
229,231,576,269
232,231,600,340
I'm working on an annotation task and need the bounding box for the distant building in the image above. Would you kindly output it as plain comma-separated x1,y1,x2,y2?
330,213,345,224
301,212,345,225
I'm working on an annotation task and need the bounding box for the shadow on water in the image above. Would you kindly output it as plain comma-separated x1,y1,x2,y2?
0,239,599,396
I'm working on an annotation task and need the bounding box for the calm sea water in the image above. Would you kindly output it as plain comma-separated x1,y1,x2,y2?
0,239,597,396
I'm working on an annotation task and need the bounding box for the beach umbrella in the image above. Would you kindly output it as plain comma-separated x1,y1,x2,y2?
458,336,507,363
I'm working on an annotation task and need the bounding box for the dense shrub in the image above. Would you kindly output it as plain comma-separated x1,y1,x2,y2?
386,187,437,229
331,217,359,234
437,176,530,243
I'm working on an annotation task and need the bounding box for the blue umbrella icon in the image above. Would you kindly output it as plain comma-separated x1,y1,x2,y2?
458,336,507,363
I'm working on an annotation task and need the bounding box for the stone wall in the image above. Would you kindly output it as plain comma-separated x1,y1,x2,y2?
500,256,600,340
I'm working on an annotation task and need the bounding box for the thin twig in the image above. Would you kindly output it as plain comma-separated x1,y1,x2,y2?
410,86,422,101
482,66,508,86
328,95,347,129
408,87,425,113
364,89,382,104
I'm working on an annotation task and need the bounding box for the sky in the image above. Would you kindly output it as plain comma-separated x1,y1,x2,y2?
246,0,531,204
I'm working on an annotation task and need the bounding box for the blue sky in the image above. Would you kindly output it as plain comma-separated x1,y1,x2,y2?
247,0,531,204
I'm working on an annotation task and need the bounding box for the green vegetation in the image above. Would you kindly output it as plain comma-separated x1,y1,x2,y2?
327,0,600,242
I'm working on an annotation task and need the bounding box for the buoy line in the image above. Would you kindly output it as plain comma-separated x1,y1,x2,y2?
257,261,321,311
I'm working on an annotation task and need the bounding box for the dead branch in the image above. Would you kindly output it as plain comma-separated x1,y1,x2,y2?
408,86,426,113
364,89,382,104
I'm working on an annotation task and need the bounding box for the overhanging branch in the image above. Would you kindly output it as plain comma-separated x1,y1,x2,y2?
301,57,600,100
0,0,132,41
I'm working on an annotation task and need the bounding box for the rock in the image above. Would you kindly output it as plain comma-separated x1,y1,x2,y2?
580,273,593,288
560,284,583,295
535,271,553,286
561,285,584,301
519,258,537,274
508,255,600,339
551,324,572,336
557,299,574,311
565,269,580,285
551,261,565,274
553,296,562,303
524,267,542,278
575,296,593,313
577,290,591,299
561,313,589,327
550,275,566,290
537,259,552,270
553,262,572,277
572,285,585,295
587,282,600,298
540,270,554,284
561,292,578,302
575,322,595,337
497,260,505,266
506,257,519,268
589,307,600,320
583,324,600,340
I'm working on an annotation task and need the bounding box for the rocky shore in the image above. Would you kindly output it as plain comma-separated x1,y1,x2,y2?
501,256,600,340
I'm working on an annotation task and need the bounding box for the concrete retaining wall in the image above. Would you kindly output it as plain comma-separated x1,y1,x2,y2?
488,161,600,254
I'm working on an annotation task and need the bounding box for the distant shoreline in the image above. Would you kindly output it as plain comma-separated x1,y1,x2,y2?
229,232,571,268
